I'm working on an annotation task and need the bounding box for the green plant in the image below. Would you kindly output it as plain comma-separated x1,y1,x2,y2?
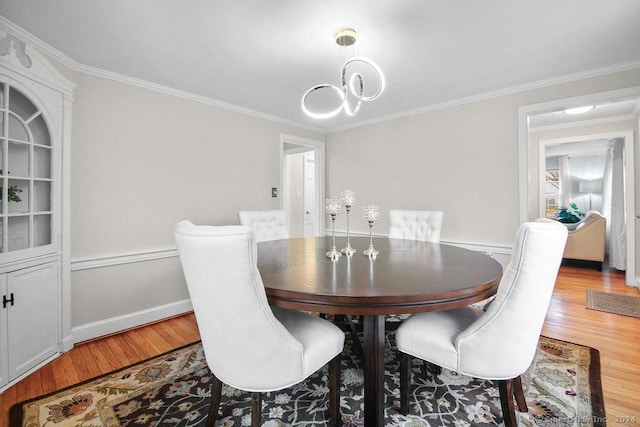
0,185,23,203
554,202,584,223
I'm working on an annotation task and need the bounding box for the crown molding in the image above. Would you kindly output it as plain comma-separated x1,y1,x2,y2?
327,60,640,133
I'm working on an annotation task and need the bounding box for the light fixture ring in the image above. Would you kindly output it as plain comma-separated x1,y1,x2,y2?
301,83,346,119
343,56,386,102
343,74,364,116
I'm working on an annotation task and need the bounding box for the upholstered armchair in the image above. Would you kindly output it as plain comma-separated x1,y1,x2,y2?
238,209,290,242
175,221,344,426
562,210,606,270
388,209,444,242
396,220,567,426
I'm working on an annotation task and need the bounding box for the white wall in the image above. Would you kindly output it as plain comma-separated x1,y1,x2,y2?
326,69,640,248
48,50,640,339
65,70,324,340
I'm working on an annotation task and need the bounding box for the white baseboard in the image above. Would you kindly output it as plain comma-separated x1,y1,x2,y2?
71,298,193,344
62,334,74,352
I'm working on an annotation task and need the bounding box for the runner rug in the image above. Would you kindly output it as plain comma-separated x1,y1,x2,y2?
10,333,604,427
586,290,640,318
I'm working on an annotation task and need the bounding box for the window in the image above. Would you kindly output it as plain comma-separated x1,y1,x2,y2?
545,169,559,218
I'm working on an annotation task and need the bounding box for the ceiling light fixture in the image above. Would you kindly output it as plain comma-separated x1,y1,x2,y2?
301,28,386,119
563,105,595,115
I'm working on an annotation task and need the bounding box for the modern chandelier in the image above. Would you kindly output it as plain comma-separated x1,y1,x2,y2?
301,28,386,119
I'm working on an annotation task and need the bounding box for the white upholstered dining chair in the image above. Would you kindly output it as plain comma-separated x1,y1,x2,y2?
388,209,444,242
396,220,567,426
175,221,344,427
238,209,290,242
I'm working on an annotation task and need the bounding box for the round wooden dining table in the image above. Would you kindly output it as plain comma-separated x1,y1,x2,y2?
257,236,503,427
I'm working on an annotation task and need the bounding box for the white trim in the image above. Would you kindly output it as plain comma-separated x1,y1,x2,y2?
529,114,636,133
334,230,513,267
71,299,193,344
71,249,178,271
71,235,513,271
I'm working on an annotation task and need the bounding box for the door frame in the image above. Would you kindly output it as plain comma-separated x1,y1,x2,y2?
518,86,639,286
280,134,326,236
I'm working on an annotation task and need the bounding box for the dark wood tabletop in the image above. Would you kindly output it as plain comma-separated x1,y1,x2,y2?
257,236,503,427
258,236,502,314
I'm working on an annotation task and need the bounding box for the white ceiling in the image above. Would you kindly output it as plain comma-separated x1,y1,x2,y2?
1,0,640,132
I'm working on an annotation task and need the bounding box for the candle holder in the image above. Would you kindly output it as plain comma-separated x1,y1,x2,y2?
326,198,342,260
340,190,356,256
363,204,379,259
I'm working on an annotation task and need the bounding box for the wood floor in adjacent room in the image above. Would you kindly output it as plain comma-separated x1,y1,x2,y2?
1,266,639,425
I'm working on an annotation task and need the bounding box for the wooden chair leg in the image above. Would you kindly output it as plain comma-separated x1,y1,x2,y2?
251,392,261,427
498,379,518,427
328,354,342,425
513,375,528,412
206,374,223,427
399,352,411,415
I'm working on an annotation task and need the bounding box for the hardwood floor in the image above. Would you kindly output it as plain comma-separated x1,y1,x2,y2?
1,265,639,425
541,266,640,423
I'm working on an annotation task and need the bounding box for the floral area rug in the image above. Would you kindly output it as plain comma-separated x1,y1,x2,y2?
10,332,604,427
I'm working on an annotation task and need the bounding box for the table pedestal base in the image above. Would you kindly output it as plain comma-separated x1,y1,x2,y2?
363,315,386,427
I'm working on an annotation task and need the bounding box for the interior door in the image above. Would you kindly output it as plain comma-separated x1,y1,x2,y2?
303,154,315,237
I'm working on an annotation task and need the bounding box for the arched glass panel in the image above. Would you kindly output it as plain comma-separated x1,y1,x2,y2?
8,113,29,142
0,85,53,253
8,88,37,121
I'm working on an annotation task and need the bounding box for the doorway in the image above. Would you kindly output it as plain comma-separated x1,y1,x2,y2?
518,86,640,286
280,134,326,237
539,132,631,272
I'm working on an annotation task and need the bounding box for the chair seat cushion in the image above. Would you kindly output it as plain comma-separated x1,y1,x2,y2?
396,306,483,372
272,306,345,377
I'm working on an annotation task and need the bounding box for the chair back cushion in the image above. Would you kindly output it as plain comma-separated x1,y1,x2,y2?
174,221,304,390
388,209,444,242
238,209,290,242
456,220,568,378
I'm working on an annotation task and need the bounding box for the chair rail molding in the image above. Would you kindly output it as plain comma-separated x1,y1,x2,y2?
71,249,178,271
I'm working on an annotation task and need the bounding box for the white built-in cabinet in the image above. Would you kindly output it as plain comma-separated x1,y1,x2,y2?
0,261,59,387
0,27,73,391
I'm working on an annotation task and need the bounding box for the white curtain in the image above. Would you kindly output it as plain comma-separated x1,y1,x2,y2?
607,139,626,270
558,156,571,207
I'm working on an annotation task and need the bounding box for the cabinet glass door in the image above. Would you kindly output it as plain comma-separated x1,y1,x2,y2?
0,84,54,255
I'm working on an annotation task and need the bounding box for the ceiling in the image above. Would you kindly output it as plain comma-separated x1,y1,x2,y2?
1,0,640,132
